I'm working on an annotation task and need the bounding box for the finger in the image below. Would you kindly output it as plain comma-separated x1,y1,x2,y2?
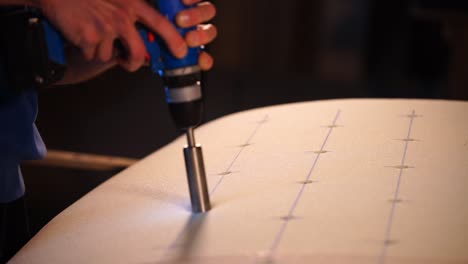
185,24,217,47
176,2,216,28
96,38,115,62
134,1,187,58
82,45,97,61
198,51,214,71
117,23,147,72
78,27,100,61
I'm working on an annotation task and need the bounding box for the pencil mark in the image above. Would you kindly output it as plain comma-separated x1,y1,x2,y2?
388,198,405,204
322,124,342,129
210,115,269,195
257,117,269,124
386,165,414,170
378,110,418,264
401,113,423,118
306,150,330,154
280,215,297,221
383,239,399,246
266,110,341,260
298,180,316,185
394,138,419,142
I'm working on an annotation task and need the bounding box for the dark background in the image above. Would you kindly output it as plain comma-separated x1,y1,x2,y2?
22,0,468,235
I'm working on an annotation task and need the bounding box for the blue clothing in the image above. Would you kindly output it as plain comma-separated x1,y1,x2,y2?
0,62,46,203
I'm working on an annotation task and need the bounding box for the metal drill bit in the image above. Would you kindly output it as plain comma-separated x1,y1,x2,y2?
183,127,211,213
186,127,196,147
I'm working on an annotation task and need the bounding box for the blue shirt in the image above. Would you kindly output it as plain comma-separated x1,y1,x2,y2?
0,62,46,203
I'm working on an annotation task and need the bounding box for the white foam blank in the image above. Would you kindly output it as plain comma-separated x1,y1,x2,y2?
11,99,468,264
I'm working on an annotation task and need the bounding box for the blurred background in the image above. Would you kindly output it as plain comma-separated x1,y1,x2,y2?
23,0,468,235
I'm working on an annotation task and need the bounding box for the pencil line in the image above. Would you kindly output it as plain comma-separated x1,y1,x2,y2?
210,115,269,195
268,110,341,256
377,110,416,264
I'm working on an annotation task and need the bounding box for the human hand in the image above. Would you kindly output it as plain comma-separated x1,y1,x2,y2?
36,0,215,72
176,0,217,70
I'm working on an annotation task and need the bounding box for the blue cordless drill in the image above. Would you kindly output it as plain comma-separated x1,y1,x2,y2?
28,0,212,213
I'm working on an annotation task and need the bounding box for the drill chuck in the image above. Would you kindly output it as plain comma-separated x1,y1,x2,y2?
162,65,204,130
